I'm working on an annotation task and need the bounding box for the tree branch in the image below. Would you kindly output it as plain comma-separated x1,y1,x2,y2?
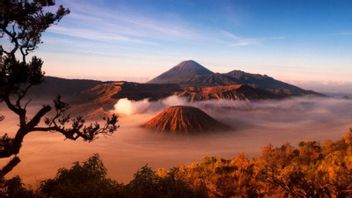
26,105,52,130
3,87,26,128
0,156,20,178
15,84,32,109
31,114,118,142
1,24,20,56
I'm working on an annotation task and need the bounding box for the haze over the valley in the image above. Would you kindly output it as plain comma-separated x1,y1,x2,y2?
1,94,352,185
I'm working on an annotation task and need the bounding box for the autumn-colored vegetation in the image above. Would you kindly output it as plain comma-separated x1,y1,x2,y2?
168,129,352,197
1,129,352,197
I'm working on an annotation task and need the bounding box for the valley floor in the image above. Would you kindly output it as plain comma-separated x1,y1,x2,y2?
0,96,351,186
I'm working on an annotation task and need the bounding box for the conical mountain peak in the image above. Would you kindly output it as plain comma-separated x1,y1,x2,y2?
175,60,209,69
148,60,213,84
142,105,229,133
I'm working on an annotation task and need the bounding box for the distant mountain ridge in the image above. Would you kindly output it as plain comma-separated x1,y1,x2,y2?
23,60,322,118
28,76,102,99
148,60,319,96
176,84,280,102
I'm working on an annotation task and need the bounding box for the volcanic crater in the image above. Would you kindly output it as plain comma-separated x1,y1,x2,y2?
143,106,230,134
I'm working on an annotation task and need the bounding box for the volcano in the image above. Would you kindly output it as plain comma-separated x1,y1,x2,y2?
148,60,213,84
147,60,319,97
143,106,230,134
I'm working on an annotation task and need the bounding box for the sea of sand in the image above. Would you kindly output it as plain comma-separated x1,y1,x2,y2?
1,96,352,186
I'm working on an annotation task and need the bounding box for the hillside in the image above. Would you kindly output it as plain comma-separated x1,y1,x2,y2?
70,81,182,118
224,70,312,95
143,106,229,133
188,70,308,93
176,84,280,101
148,60,214,84
149,60,319,97
27,76,102,100
112,82,182,101
68,82,123,118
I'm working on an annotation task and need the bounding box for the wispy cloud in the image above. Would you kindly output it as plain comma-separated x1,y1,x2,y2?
331,31,352,36
220,30,285,47
48,26,155,45
51,0,286,49
54,0,197,44
221,31,259,46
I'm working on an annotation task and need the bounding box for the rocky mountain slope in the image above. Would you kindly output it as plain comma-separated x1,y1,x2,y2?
149,60,319,96
112,82,182,101
176,84,280,102
143,106,230,133
148,60,213,84
70,81,181,118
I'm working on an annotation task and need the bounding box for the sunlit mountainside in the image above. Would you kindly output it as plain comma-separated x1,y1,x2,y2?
27,60,322,118
143,105,230,133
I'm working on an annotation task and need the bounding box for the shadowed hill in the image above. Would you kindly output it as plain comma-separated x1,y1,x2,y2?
224,70,311,95
28,76,102,99
112,82,182,101
186,70,318,96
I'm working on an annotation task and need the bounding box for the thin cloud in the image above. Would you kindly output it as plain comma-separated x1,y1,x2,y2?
220,30,285,47
331,31,352,36
48,26,155,45
219,30,258,46
53,0,286,48
57,0,198,42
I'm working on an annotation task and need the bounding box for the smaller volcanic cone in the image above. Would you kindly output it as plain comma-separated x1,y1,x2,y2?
143,106,230,134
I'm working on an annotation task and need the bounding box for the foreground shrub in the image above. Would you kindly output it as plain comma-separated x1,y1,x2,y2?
39,154,122,198
124,165,207,198
38,155,205,198
0,176,35,198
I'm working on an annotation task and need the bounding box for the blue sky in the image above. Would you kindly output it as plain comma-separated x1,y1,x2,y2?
37,0,352,83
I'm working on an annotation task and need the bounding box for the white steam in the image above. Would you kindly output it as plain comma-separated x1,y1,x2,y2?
114,98,151,115
114,96,187,115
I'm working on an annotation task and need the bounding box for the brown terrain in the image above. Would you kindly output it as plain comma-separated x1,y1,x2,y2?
176,84,280,101
27,79,181,118
111,82,181,101
69,82,123,118
143,106,230,134
72,81,182,118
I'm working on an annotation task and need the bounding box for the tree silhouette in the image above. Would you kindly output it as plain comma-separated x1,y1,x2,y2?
39,154,123,198
0,0,118,178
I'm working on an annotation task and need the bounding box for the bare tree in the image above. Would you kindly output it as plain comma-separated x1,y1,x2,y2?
0,0,118,178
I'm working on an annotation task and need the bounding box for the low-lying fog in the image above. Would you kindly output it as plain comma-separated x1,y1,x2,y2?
1,96,352,186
